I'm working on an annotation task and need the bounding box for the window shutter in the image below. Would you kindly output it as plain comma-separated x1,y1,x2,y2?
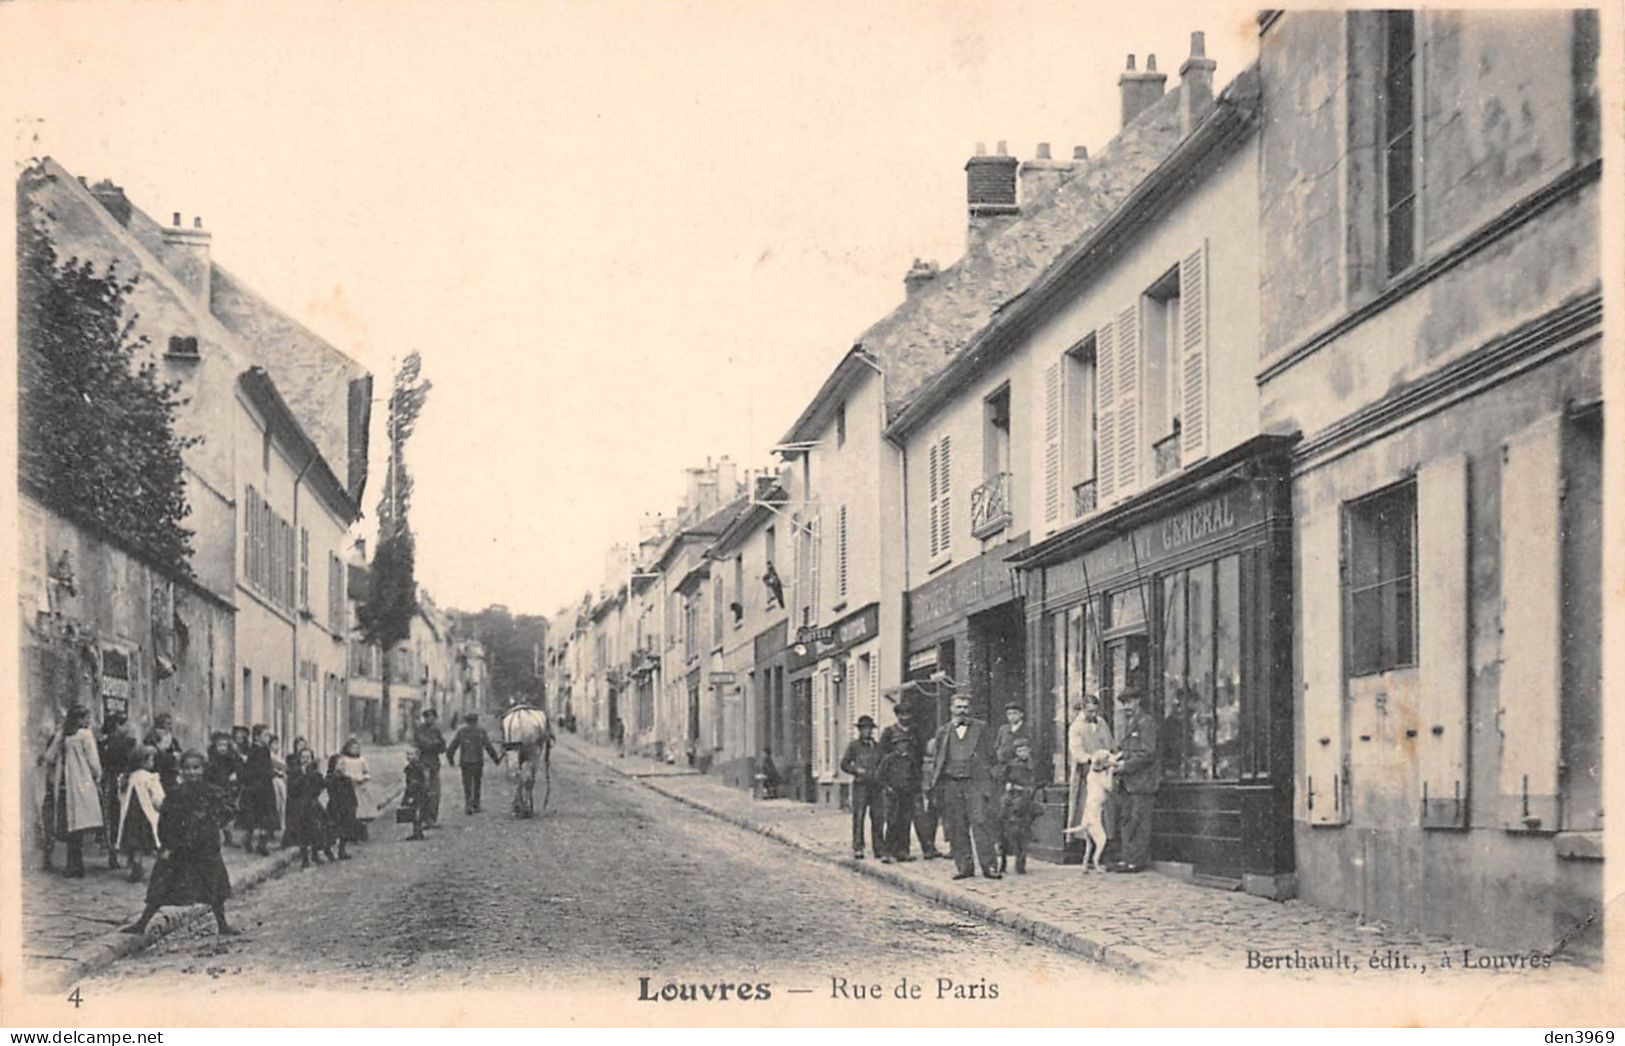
927,441,941,558
1043,360,1062,526
1301,505,1348,825
810,515,821,618
1179,241,1210,464
1095,323,1118,506
1114,303,1141,497
300,528,310,610
1417,455,1469,828
938,435,952,558
1498,414,1564,831
837,504,848,599
244,488,254,579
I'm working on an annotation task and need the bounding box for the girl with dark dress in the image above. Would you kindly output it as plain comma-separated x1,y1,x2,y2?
324,754,358,858
203,733,241,846
237,725,278,855
285,749,328,868
122,750,238,937
116,745,164,882
97,714,136,868
143,713,183,795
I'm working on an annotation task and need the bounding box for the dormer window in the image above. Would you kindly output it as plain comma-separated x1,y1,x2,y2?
166,335,200,359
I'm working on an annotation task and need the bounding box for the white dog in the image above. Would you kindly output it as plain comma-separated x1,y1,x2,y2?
1080,749,1120,872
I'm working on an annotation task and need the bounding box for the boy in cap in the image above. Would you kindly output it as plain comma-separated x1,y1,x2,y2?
839,714,884,860
997,738,1038,874
447,713,503,814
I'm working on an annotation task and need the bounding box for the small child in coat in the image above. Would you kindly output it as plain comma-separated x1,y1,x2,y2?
117,745,164,883
401,749,428,841
324,754,358,858
997,739,1040,875
285,749,329,869
203,733,240,847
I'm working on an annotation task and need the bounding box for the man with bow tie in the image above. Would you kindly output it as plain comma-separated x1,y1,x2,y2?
924,694,1002,880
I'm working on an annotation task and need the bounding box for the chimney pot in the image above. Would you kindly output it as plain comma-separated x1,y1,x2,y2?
77,176,87,186
172,212,181,226
1036,142,1051,160
1146,54,1157,72
1074,145,1089,160
193,216,203,229
975,141,987,156
995,140,1008,156
1190,31,1206,58
1126,54,1136,71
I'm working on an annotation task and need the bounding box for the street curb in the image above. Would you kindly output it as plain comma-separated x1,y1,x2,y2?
566,740,1166,981
49,780,408,993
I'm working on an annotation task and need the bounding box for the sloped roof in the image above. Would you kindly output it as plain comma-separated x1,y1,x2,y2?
862,84,1188,419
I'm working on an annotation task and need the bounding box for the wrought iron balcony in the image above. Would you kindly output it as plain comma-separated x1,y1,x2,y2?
970,472,1013,539
1154,432,1182,479
1073,479,1098,518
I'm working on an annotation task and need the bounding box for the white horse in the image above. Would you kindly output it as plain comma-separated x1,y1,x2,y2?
501,704,553,818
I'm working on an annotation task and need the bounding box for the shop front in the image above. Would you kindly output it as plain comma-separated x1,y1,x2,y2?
903,535,1030,733
1009,436,1297,893
787,603,881,809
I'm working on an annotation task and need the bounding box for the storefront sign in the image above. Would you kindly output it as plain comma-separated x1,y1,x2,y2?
785,603,878,671
1037,481,1271,606
909,534,1031,634
1157,495,1237,554
709,671,737,686
907,649,939,673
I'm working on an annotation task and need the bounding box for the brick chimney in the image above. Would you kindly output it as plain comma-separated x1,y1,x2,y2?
1178,31,1218,134
1120,53,1168,128
160,212,212,303
903,257,939,299
1019,141,1081,204
88,179,132,227
965,140,1019,253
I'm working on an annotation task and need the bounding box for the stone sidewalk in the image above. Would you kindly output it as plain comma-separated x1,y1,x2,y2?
23,744,409,993
566,737,1586,982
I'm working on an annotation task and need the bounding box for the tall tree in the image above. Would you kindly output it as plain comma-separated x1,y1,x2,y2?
17,165,200,577
356,351,431,741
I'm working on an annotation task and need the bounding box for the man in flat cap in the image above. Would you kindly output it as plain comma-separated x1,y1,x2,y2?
1109,687,1159,872
840,714,884,860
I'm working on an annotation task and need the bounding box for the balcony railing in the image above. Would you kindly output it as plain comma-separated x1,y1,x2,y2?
1073,479,1098,518
1154,432,1182,479
970,472,1013,539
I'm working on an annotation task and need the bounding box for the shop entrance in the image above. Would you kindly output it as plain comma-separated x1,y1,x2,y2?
968,603,1025,724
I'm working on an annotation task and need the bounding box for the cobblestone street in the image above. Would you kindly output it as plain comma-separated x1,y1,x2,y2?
78,743,1120,996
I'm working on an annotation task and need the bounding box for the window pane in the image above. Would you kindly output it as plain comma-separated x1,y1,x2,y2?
1109,585,1149,631
1348,587,1383,677
1385,12,1414,77
1185,562,1215,779
1386,129,1415,202
1387,198,1415,276
1384,57,1414,134
1214,555,1243,779
1160,572,1187,780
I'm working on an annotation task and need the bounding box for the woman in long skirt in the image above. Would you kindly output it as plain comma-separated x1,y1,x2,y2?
122,750,237,937
40,706,103,878
237,725,279,855
334,736,379,839
117,745,164,882
268,735,289,846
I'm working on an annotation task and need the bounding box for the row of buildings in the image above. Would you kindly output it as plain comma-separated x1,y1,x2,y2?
547,10,1604,957
19,160,488,766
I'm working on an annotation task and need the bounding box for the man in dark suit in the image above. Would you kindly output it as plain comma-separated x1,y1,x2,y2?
839,715,884,859
925,694,1002,880
1110,688,1160,872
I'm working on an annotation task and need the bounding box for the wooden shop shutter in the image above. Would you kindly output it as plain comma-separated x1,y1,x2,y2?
1114,302,1142,497
1300,504,1348,825
1179,241,1210,464
1043,360,1062,526
1417,454,1469,828
1497,414,1563,832
1095,322,1119,507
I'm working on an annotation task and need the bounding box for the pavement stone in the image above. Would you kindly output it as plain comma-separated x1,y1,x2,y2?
565,736,1586,982
23,744,408,993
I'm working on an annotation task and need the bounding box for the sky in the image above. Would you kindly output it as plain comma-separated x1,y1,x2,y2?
5,0,1256,618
